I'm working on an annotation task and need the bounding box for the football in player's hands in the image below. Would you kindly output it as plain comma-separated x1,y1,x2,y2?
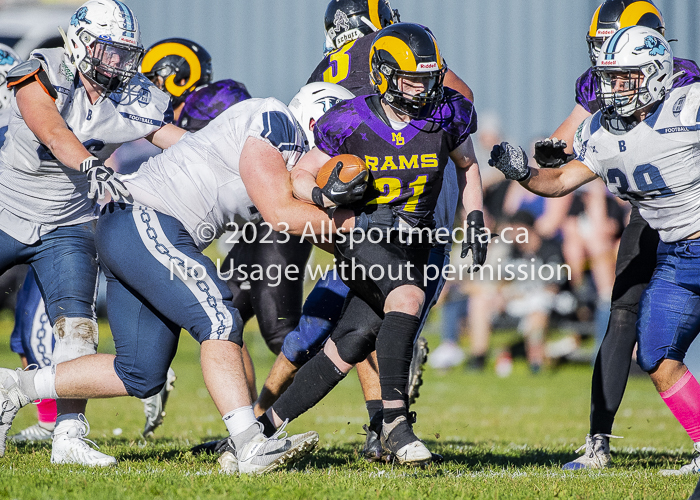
316,154,368,188
533,137,574,168
314,154,368,206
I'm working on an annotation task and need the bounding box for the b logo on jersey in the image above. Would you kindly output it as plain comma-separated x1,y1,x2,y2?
70,7,91,27
634,36,666,57
392,132,405,146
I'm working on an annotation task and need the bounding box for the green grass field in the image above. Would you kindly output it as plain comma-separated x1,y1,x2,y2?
0,311,697,499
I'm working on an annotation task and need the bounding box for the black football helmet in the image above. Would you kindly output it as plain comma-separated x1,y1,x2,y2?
370,23,447,118
140,38,213,106
587,0,665,66
324,0,399,53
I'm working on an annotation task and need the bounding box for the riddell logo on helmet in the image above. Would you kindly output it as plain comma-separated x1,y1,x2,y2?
596,29,616,36
119,36,137,45
417,62,438,71
600,60,617,65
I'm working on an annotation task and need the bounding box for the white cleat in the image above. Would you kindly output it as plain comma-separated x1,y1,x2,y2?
660,442,700,476
218,450,238,474
562,433,621,470
51,415,117,467
9,422,53,442
235,422,318,475
142,368,177,438
0,368,32,457
380,415,432,466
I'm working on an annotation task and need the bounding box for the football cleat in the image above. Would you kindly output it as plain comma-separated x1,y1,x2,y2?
380,414,432,466
0,368,32,457
191,436,231,455
659,442,700,476
217,438,238,474
9,422,53,443
361,423,387,463
407,337,429,406
142,367,176,438
51,414,117,467
235,422,318,475
562,433,621,470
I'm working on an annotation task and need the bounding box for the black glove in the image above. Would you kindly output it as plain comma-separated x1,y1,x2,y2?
533,137,574,168
488,142,531,181
461,210,488,271
312,161,367,207
80,156,131,202
355,204,396,232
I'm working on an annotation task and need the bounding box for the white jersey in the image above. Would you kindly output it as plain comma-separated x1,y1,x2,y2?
0,48,172,244
123,97,307,250
0,110,9,148
574,83,700,243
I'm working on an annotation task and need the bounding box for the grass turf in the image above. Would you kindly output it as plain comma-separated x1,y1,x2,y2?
0,312,697,499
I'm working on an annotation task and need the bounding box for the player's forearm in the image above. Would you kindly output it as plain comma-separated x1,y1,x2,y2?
291,169,320,204
43,128,93,171
261,199,353,235
519,167,575,197
462,163,484,213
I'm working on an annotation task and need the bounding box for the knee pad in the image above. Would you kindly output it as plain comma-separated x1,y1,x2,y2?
52,317,98,364
334,330,377,365
282,316,334,365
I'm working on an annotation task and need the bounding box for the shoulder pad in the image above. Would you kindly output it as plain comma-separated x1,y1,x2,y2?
7,60,41,81
6,59,58,101
680,84,700,127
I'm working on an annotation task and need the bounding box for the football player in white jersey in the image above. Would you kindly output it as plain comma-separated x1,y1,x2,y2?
0,0,185,466
0,93,360,473
489,26,700,475
0,43,21,142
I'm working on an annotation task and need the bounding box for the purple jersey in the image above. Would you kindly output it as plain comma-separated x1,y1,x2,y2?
314,89,476,227
575,57,700,114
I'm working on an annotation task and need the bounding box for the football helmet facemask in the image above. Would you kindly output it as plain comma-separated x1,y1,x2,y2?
64,0,144,93
594,26,673,117
369,23,447,119
324,0,399,55
0,44,22,112
587,0,664,66
140,38,213,107
288,82,355,148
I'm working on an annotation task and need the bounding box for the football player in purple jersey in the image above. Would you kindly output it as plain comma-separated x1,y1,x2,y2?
258,23,485,466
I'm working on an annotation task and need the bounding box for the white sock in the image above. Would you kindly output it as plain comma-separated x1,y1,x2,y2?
34,366,58,400
222,405,258,438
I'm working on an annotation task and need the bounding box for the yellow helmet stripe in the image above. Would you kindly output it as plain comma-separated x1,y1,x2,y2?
429,33,444,70
589,6,601,37
368,0,382,30
372,35,417,71
141,42,201,97
619,1,663,29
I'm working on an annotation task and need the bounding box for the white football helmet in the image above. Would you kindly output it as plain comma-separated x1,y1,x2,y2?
0,44,22,112
594,25,673,117
65,0,144,92
288,82,355,148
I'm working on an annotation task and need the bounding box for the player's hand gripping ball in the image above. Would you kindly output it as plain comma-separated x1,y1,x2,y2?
313,154,368,207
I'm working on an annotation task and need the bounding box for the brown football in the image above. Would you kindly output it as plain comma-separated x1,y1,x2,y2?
316,154,368,188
